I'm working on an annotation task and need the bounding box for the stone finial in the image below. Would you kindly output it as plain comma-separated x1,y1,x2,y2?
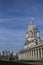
31,18,34,25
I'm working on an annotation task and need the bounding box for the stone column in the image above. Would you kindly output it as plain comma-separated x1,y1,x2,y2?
29,51,30,60
28,52,29,60
23,53,25,60
29,50,31,60
25,52,27,60
41,48,43,59
38,49,40,59
33,50,34,59
27,52,29,60
35,49,37,60
31,50,32,60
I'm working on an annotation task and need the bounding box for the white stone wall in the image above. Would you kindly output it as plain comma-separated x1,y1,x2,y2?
24,45,27,49
27,42,35,47
24,41,36,49
18,53,26,60
37,32,40,38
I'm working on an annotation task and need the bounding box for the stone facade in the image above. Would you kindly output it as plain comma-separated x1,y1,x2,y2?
18,19,43,60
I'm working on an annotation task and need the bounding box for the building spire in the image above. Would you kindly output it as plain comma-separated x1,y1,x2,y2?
31,18,34,25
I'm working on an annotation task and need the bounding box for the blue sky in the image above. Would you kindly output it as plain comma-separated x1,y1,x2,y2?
0,0,43,53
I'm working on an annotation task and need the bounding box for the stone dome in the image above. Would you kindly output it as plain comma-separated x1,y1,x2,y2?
27,19,38,31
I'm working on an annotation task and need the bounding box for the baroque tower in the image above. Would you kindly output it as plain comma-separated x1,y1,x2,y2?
24,19,40,49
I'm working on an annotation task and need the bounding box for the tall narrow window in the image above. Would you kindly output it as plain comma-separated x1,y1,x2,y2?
34,29,35,37
34,32,35,37
36,40,38,45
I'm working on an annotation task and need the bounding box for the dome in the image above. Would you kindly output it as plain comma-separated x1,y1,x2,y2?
27,19,38,31
28,24,36,31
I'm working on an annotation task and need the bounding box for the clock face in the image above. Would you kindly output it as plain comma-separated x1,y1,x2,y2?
26,33,28,38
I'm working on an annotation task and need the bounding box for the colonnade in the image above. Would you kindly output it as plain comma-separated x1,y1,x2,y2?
18,48,43,60
27,48,43,60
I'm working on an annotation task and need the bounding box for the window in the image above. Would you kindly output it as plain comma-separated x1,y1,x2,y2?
34,29,36,37
36,41,38,45
36,40,38,45
33,31,35,37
